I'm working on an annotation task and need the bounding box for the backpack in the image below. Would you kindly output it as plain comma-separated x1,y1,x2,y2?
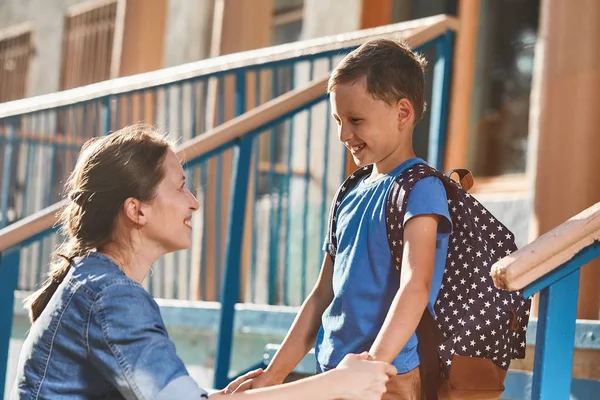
326,162,531,400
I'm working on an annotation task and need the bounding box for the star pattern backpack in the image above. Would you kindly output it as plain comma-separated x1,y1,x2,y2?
326,162,531,400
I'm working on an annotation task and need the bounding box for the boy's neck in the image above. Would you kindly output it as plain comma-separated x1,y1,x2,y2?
371,142,417,179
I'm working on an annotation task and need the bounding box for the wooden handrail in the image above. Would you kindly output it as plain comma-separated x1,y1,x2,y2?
177,76,328,164
0,14,458,118
0,15,458,252
492,202,600,291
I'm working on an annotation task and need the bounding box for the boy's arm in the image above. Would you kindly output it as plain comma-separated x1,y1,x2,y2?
235,253,335,391
368,214,439,363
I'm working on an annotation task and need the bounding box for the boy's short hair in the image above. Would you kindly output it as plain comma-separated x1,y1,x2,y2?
328,38,427,123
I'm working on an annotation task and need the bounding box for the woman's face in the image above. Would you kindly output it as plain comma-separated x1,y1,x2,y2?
141,150,199,254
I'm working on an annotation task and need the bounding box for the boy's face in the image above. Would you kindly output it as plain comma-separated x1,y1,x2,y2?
330,78,409,169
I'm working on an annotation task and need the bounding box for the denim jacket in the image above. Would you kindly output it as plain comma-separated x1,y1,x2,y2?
11,252,209,400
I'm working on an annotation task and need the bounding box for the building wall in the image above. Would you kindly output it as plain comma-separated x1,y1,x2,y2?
162,0,215,67
0,0,216,98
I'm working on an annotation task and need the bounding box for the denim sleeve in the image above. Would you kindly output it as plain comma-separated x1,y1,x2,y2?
404,176,452,239
87,281,208,400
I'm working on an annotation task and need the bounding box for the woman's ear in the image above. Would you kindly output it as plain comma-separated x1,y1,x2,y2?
396,98,415,130
123,198,148,227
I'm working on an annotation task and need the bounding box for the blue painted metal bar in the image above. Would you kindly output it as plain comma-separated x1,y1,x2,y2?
91,100,98,138
83,102,90,143
301,60,315,300
319,58,333,261
139,91,145,123
283,66,295,306
21,119,34,288
427,32,454,170
200,162,208,299
151,89,158,126
250,139,259,303
531,270,580,400
268,67,279,304
215,76,225,299
213,134,254,389
250,70,261,303
101,96,111,135
0,246,21,397
200,80,209,299
115,95,121,130
1,119,16,229
127,94,133,125
523,241,600,298
234,71,247,299
69,106,78,185
185,84,198,300
212,71,248,386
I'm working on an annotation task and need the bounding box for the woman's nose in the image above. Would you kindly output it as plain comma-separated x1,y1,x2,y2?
189,191,200,211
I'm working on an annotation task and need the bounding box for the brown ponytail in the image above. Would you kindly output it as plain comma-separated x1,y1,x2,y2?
23,124,171,322
24,258,71,323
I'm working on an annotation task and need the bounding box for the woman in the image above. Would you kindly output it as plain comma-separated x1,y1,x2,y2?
11,124,396,399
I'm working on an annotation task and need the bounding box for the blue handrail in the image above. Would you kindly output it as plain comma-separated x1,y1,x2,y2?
492,202,600,399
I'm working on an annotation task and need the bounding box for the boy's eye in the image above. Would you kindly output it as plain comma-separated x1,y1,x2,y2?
350,118,361,124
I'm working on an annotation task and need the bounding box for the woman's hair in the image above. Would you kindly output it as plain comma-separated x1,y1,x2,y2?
25,124,172,322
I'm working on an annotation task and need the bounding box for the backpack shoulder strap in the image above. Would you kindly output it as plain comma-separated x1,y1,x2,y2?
384,163,448,400
385,163,447,270
325,165,373,259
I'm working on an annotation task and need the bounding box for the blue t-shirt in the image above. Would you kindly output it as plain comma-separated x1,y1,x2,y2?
316,158,452,374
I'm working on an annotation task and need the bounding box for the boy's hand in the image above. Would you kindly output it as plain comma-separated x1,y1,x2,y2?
334,352,397,400
220,368,264,394
232,369,283,393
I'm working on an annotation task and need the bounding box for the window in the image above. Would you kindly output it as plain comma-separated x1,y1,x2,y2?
469,0,539,177
0,24,34,103
59,0,121,90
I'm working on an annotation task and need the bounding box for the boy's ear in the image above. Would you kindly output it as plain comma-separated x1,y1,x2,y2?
396,98,415,130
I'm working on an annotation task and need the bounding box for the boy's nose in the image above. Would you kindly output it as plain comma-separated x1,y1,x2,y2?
338,124,353,142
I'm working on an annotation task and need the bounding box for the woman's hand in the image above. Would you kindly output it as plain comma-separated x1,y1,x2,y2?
332,352,397,400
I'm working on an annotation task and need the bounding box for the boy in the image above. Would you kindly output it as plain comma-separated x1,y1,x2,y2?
237,39,452,399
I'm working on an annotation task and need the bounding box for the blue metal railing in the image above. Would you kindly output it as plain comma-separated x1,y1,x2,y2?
522,241,600,399
0,22,455,307
0,16,458,394
488,202,600,399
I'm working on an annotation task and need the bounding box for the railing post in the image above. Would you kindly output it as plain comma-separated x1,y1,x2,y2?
0,247,21,397
213,71,249,389
101,96,111,135
428,31,454,170
1,119,16,229
531,270,579,399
